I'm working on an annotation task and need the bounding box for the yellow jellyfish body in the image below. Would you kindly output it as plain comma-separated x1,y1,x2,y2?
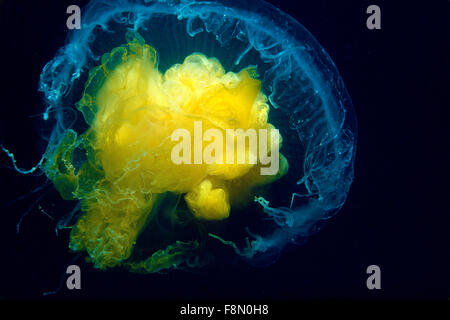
46,32,288,271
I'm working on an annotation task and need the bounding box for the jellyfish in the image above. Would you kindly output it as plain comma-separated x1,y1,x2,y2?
3,0,356,273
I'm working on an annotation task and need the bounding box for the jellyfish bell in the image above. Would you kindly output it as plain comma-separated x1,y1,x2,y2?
21,0,358,272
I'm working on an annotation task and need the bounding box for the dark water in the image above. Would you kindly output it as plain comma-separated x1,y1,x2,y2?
0,0,447,303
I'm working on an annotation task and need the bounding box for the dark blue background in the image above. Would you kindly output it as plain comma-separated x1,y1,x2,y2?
0,0,447,300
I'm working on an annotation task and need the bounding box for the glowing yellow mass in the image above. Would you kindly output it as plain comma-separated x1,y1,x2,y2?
59,32,288,270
